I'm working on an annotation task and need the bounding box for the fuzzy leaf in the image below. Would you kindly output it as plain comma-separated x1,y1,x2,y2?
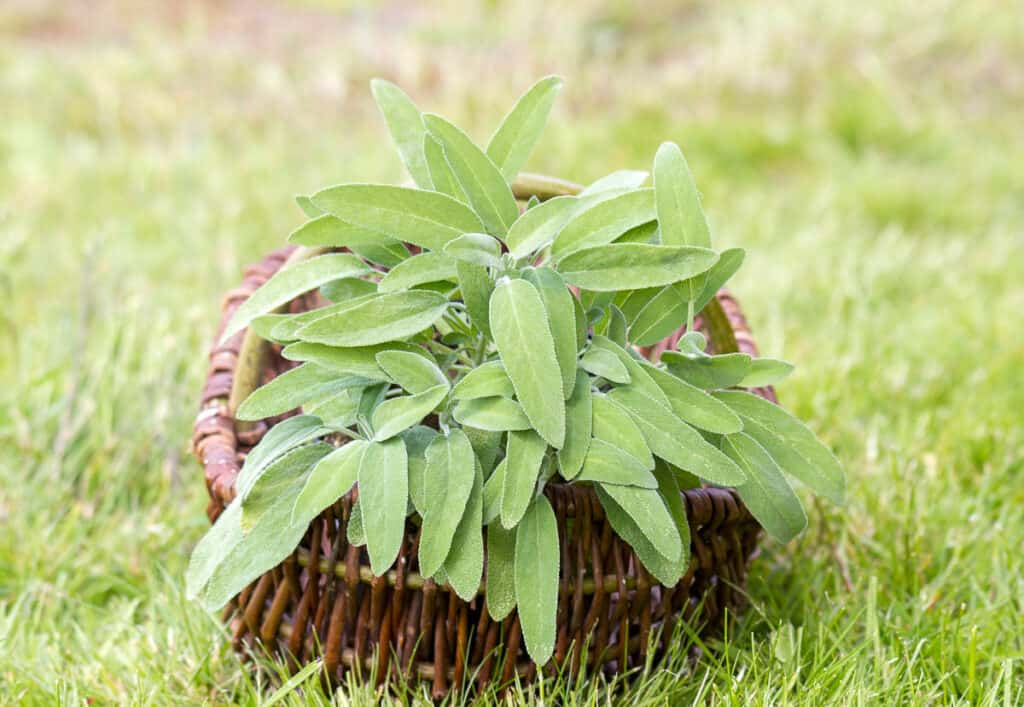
593,485,686,586
443,233,503,268
485,523,517,620
521,267,577,399
579,169,649,196
304,388,363,429
693,247,745,314
441,462,484,600
375,350,447,394
296,291,449,347
418,430,477,577
486,75,563,182
241,443,331,532
236,364,367,421
592,395,653,467
424,135,468,201
403,425,438,515
378,252,458,293
661,350,752,390
456,261,494,339
551,188,656,257
576,440,657,488
629,284,689,347
423,114,518,237
607,304,628,347
357,437,409,575
370,79,431,189
489,279,566,448
651,462,692,570
321,277,379,303
235,415,329,500
714,391,845,503
557,369,592,480
557,243,719,292
723,433,808,542
644,364,744,434
452,361,515,400
282,342,419,380
288,215,410,268
598,483,681,561
465,427,504,478
370,384,448,441
501,429,547,529
579,347,631,384
452,396,532,432
590,336,668,405
221,254,372,341
290,440,367,526
481,458,507,525
654,142,711,249
514,495,560,665
505,195,577,259
311,184,484,252
269,295,378,342
347,498,365,546
738,358,795,387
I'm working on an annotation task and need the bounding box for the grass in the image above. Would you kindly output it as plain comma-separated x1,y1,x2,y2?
1,0,1022,703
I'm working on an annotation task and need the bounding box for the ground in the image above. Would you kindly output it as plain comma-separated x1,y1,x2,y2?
1,0,1022,704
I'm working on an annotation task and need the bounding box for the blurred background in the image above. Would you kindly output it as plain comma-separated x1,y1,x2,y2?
1,0,1022,703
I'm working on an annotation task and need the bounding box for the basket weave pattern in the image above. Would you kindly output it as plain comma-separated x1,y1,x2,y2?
192,246,771,695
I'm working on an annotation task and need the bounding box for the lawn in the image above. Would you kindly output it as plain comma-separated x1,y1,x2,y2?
1,0,1022,704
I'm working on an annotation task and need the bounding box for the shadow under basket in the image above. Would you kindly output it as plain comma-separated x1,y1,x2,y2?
192,181,774,698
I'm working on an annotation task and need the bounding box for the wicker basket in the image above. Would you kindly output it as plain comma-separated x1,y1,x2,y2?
191,176,774,697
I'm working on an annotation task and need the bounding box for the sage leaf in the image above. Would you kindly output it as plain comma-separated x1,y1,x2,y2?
269,295,378,342
723,433,807,542
607,388,746,486
489,278,566,448
607,304,628,348
714,390,845,503
551,188,655,257
423,114,518,237
629,284,689,347
505,195,577,259
456,261,494,339
419,430,476,577
465,426,504,478
592,395,653,467
514,495,559,665
441,463,484,600
644,364,744,434
501,429,547,529
485,523,517,620
241,443,331,532
370,384,448,441
590,335,668,406
486,75,563,183
403,425,438,515
521,267,577,399
693,247,745,314
290,440,367,526
738,357,795,387
614,220,660,245
654,141,711,249
576,440,657,488
288,214,410,268
249,313,293,343
357,437,409,575
482,458,507,525
370,78,431,189
236,364,365,421
443,233,503,268
311,184,484,252
221,254,372,341
598,483,682,561
594,485,685,586
321,277,378,303
348,497,365,546
378,252,458,293
579,169,649,196
579,347,631,384
304,388,362,429
295,194,323,218
557,369,592,480
282,342,420,380
235,414,329,500
651,462,691,571
452,361,515,400
452,396,531,432
296,291,449,347
662,350,752,390
557,243,719,292
424,135,467,201
375,350,447,394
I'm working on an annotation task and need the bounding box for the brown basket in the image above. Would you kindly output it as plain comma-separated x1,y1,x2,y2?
192,178,774,698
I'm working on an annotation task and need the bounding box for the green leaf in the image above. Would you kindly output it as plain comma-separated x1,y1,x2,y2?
693,247,745,314
592,395,653,468
423,114,518,237
375,350,447,394
489,279,566,448
357,437,409,574
320,277,379,303
241,443,331,532
304,388,363,429
551,188,656,257
370,79,431,189
235,415,329,499
455,260,494,338
593,485,685,586
282,342,418,380
573,290,588,352
521,267,577,399
269,295,378,342
590,335,668,406
723,433,807,542
654,141,711,249
579,170,649,196
296,291,449,347
607,304,627,348
738,358,795,387
485,524,517,620
614,220,659,245
443,233,503,268
662,350,752,390
579,347,630,384
290,440,367,526
403,425,438,515
347,497,365,546
629,284,689,347
295,194,323,218
500,429,547,529
288,215,410,268
514,495,560,665
452,361,514,400
714,391,845,503
644,364,744,434
452,396,531,432
418,430,477,577
486,75,563,183
481,458,506,525
576,439,657,488
598,483,681,561
441,462,484,600
311,184,484,252
558,243,719,292
651,461,691,567
557,369,592,480
606,388,746,486
505,195,577,259
370,384,448,441
249,313,293,343
378,252,458,293
424,135,467,201
221,254,372,341
236,364,364,421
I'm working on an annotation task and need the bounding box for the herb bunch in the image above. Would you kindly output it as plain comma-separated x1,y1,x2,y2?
187,76,845,665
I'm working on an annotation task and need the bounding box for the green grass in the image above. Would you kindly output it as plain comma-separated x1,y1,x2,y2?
2,0,1023,703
